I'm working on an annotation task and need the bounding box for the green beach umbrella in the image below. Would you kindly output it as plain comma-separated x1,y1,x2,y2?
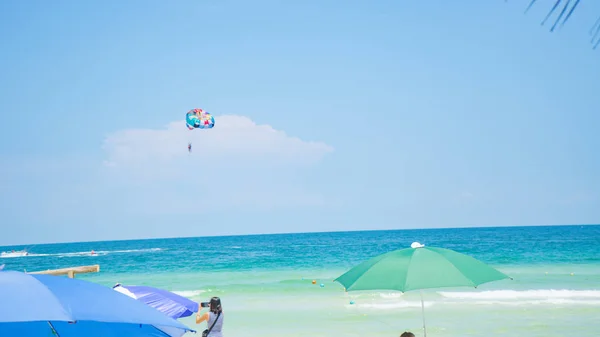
334,242,511,336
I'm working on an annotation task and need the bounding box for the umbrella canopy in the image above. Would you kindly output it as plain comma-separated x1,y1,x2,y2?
113,284,199,319
334,242,511,337
335,242,510,292
0,270,195,337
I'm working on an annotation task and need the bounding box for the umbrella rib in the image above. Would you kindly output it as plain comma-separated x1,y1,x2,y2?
153,326,175,337
337,253,392,290
403,249,420,293
48,321,61,337
418,249,478,290
48,321,192,337
405,249,477,292
376,251,409,291
367,253,403,291
444,256,478,288
151,323,194,337
30,276,76,322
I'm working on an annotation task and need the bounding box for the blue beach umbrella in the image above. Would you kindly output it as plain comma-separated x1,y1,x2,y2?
0,270,195,337
113,283,199,320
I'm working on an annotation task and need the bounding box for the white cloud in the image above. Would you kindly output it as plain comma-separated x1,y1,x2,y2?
97,115,335,212
102,115,334,172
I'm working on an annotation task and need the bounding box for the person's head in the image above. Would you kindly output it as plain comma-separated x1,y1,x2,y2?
400,332,415,337
209,297,222,314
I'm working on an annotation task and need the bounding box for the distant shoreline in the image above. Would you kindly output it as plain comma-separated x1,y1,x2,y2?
2,223,598,248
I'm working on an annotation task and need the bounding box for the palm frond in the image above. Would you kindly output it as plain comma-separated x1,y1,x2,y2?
517,0,598,49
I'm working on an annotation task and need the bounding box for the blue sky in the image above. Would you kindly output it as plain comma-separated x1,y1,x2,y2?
1,0,599,245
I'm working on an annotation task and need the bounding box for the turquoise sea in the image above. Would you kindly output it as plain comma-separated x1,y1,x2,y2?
2,225,599,337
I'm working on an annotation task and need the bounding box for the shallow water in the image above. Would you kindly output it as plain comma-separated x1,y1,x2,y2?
2,225,599,336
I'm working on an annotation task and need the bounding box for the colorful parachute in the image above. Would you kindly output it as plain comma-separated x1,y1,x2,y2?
185,108,215,130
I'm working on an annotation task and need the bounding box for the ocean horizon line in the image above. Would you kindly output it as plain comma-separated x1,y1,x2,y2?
2,223,598,248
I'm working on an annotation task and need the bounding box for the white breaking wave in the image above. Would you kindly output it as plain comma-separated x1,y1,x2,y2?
378,293,403,299
352,301,433,309
469,299,600,306
438,289,600,300
172,290,206,297
27,248,163,258
343,289,600,310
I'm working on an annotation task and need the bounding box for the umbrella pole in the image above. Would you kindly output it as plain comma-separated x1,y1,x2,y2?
48,321,62,337
420,290,427,337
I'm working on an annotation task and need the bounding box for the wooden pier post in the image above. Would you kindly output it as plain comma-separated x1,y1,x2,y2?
28,265,100,278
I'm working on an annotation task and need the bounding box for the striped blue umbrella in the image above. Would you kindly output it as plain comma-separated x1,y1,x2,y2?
113,284,199,320
0,270,194,337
